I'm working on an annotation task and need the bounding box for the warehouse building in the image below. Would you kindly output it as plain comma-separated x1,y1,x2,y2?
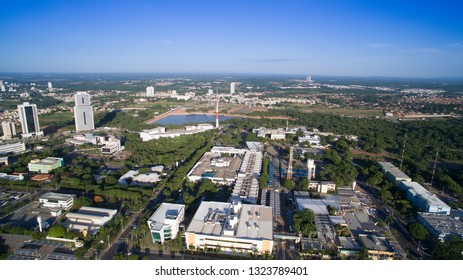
65,206,117,235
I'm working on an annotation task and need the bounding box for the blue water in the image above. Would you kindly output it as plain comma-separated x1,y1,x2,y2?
152,114,235,125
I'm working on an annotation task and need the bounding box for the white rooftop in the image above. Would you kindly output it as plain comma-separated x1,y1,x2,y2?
186,201,273,240
378,161,411,180
148,203,185,231
40,192,74,201
400,181,450,208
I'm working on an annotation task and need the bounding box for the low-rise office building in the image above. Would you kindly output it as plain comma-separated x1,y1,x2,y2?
140,124,214,141
298,134,321,146
0,172,24,181
378,161,412,186
308,181,336,193
147,203,185,244
185,201,273,255
358,234,394,260
39,192,74,211
417,212,463,242
0,142,26,155
399,181,451,215
0,156,11,166
28,157,64,173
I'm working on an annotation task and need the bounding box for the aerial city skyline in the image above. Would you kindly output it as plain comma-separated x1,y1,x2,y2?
0,0,462,77
1,1,463,276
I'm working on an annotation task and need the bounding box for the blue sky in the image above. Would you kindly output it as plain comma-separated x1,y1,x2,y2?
1,0,462,77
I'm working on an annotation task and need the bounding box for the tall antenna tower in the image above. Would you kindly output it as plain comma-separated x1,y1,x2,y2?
399,133,407,170
215,91,219,129
287,146,294,180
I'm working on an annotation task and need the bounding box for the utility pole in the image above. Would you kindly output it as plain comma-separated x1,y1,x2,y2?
399,133,407,171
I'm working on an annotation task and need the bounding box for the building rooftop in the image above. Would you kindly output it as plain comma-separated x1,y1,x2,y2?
186,201,273,240
378,161,411,180
148,203,185,231
294,192,340,214
358,234,394,253
400,181,450,209
210,146,247,155
40,192,74,201
345,212,379,237
337,236,362,251
29,157,63,166
246,141,264,152
418,212,463,239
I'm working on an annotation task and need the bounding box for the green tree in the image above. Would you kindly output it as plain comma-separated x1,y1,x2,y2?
432,236,463,260
408,223,429,240
283,179,295,190
48,225,66,238
293,209,316,237
73,196,93,210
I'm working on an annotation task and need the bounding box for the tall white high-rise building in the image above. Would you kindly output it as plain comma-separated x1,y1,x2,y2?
307,159,316,180
207,89,213,95
17,102,43,138
74,92,95,132
146,86,155,97
1,121,16,140
47,81,53,90
0,81,5,92
230,82,236,94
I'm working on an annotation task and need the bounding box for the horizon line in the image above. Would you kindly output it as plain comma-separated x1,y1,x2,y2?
1,71,463,81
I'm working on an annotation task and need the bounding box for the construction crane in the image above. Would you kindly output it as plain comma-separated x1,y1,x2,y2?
286,146,294,180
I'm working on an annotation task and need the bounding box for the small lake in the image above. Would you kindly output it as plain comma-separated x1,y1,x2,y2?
152,114,236,125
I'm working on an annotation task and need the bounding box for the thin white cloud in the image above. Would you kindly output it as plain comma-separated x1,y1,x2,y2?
409,48,443,54
250,58,307,63
445,42,463,47
368,43,393,48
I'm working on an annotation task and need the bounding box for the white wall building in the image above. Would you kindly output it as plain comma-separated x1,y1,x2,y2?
74,92,95,132
308,181,336,193
146,86,155,97
399,181,451,215
298,134,321,146
230,82,236,94
17,102,43,138
185,201,273,255
148,203,185,244
39,192,74,211
0,142,26,155
1,121,16,140
307,159,316,179
118,167,162,187
0,173,24,181
140,124,213,142
378,161,412,186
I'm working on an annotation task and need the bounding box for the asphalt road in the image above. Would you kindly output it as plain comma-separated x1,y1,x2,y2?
356,182,427,259
98,192,165,260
